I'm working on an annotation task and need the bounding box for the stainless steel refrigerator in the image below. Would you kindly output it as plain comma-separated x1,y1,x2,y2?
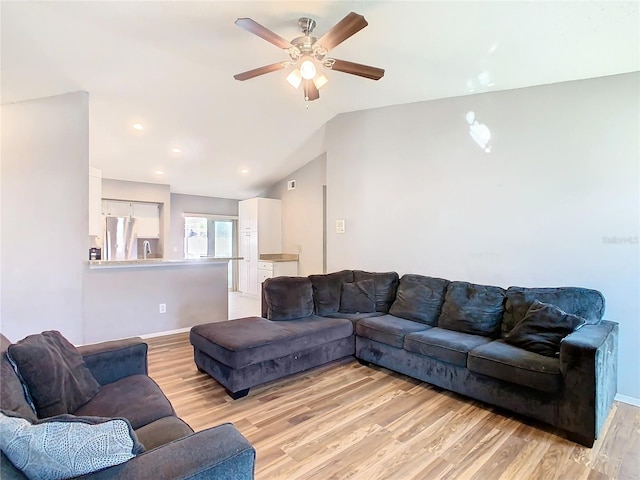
104,216,138,260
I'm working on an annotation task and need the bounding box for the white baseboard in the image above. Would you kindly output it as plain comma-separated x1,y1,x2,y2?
615,394,640,407
139,327,192,339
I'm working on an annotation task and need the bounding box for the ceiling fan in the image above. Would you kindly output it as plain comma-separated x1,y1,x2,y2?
233,12,385,102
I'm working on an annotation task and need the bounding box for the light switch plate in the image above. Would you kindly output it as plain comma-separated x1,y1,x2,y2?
336,219,345,234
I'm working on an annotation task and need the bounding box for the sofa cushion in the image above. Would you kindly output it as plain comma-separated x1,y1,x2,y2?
72,375,174,430
404,328,492,367
1,335,36,421
309,270,354,315
340,280,376,314
467,340,563,393
7,331,101,418
324,312,385,324
0,411,143,480
263,276,314,321
438,282,506,337
504,301,586,357
191,316,353,370
353,271,400,313
356,315,431,348
502,286,605,337
389,274,449,326
134,416,193,451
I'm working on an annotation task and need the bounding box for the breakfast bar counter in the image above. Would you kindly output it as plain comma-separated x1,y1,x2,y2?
88,257,242,269
83,258,238,343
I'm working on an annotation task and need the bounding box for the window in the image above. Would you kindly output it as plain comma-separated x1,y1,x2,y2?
184,217,208,258
184,215,237,289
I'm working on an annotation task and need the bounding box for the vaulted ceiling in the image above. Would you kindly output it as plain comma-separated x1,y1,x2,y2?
2,1,638,199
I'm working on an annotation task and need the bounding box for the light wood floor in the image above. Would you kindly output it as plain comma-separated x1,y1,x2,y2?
146,333,640,480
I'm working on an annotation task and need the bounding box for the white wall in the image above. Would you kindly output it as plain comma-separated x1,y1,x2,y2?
263,154,327,276
1,92,89,344
325,73,640,399
169,193,238,259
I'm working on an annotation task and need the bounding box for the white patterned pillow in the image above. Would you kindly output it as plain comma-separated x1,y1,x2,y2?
0,412,144,480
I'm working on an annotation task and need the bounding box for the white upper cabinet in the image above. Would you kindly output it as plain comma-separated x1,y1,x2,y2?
102,200,132,217
238,198,282,253
100,200,160,238
238,198,259,232
132,203,160,238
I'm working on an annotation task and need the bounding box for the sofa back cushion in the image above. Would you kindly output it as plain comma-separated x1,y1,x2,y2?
7,331,101,418
353,271,399,313
389,275,450,326
340,279,376,314
502,286,605,337
263,277,314,321
309,270,354,315
1,335,37,422
438,281,506,337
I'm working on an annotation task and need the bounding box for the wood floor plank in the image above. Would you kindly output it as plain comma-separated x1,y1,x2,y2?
146,332,640,480
357,412,458,479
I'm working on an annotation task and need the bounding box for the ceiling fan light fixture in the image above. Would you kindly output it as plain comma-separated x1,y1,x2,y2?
313,73,328,90
286,69,302,89
300,59,316,80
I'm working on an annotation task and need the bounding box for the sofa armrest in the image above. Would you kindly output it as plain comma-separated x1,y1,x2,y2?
560,320,618,375
77,423,255,480
77,338,148,386
558,320,618,445
261,285,268,318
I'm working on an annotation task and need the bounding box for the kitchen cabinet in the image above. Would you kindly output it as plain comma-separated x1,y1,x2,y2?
101,200,132,217
238,198,258,232
101,200,160,239
238,230,259,295
238,198,282,296
133,203,160,238
257,261,298,285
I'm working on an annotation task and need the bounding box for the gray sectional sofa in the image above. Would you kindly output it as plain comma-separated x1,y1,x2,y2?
192,269,617,447
1,332,255,479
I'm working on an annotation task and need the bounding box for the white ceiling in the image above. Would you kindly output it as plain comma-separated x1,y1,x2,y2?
2,1,638,200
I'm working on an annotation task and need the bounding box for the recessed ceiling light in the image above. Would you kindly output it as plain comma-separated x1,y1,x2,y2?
240,168,249,174
133,123,144,130
155,170,164,175
171,147,181,154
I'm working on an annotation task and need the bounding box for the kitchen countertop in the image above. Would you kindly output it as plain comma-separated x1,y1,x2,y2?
259,253,299,262
88,257,243,269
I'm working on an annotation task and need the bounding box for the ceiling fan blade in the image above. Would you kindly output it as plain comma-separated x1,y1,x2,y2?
316,12,368,51
235,18,293,50
304,80,320,101
328,59,385,80
233,62,288,81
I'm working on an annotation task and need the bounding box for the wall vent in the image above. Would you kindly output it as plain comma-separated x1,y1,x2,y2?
287,180,296,190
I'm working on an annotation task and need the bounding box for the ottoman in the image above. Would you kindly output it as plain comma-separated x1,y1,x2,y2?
190,316,354,399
